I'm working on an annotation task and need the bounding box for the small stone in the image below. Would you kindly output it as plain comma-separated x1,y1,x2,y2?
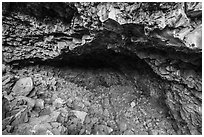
30,110,40,117
130,101,136,108
189,129,200,135
58,125,66,135
139,131,148,135
79,128,86,135
2,116,13,130
2,64,6,73
2,129,10,135
27,90,36,98
103,18,123,33
12,77,33,96
11,96,35,109
50,111,61,122
51,122,61,128
94,125,113,135
103,109,109,117
91,117,98,124
29,115,50,125
31,123,53,135
56,114,65,123
3,92,14,102
166,65,175,72
11,107,29,126
72,100,85,110
24,112,29,123
119,122,127,132
148,130,159,135
40,123,52,129
53,98,64,109
46,130,54,135
32,106,41,116
71,110,87,124
6,125,14,133
2,75,12,86
147,122,153,127
72,37,82,44
39,107,51,116
58,107,68,115
123,130,134,135
140,108,147,115
84,116,91,124
35,99,44,109
52,128,61,135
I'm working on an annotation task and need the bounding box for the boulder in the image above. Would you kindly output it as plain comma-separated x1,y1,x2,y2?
12,77,33,96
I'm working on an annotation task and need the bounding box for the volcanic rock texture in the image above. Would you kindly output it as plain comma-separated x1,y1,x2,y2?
2,2,202,135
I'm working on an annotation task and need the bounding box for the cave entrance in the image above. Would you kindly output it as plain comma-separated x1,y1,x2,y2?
56,51,176,135
5,50,177,135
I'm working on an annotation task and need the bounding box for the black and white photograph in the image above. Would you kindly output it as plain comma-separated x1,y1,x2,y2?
1,1,202,135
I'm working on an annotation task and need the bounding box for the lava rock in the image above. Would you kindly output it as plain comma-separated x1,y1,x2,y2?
71,110,87,124
35,99,45,109
11,96,36,109
39,107,52,116
119,121,128,132
130,101,136,108
12,77,34,96
10,107,30,126
53,98,64,109
123,130,134,135
2,64,6,73
32,123,53,135
103,18,123,33
93,125,113,135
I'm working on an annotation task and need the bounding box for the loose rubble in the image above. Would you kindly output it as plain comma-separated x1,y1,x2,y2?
2,63,177,135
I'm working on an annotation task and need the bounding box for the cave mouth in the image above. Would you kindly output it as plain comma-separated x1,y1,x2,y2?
2,2,202,135
6,49,178,135
13,49,154,71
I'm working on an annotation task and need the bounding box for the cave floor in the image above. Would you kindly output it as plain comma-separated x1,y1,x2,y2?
2,64,177,135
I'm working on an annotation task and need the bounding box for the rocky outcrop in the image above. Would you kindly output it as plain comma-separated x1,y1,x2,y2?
2,2,202,135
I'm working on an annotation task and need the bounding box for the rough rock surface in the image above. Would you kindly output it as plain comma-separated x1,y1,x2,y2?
2,2,202,135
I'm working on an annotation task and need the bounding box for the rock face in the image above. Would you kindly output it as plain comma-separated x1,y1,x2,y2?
2,2,202,135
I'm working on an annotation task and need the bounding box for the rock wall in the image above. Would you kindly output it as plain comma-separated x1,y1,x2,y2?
2,2,202,135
